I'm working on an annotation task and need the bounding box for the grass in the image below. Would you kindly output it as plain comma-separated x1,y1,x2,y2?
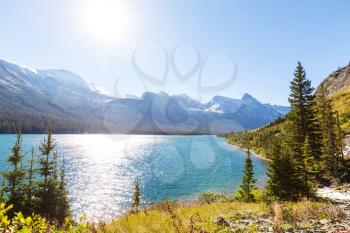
95,200,342,233
103,201,268,232
0,196,344,232
331,85,350,133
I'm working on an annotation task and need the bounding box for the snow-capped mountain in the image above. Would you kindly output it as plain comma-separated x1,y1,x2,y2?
0,59,289,133
205,95,243,113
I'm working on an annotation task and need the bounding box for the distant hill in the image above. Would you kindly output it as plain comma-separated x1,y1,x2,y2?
0,59,288,134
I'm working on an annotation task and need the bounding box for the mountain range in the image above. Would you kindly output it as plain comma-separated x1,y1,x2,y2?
0,59,289,134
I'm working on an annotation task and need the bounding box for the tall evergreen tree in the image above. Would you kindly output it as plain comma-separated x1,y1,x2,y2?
315,84,339,179
3,132,26,214
37,125,61,220
25,147,36,214
302,136,316,193
131,178,141,213
286,62,321,196
266,137,299,200
237,148,257,202
56,158,70,223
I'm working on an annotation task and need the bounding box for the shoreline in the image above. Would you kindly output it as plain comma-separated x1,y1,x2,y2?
225,142,272,162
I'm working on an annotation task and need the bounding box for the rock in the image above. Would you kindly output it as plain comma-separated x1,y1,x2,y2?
214,215,230,228
317,63,350,96
319,219,331,225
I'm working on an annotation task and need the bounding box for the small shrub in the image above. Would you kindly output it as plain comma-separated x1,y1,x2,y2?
198,192,227,204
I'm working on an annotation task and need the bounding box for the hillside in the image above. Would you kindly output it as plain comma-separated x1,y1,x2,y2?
0,59,288,134
317,62,350,133
228,62,350,158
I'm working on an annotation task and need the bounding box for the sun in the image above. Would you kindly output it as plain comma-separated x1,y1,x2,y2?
79,0,131,44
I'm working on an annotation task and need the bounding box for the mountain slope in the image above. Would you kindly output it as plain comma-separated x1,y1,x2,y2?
0,59,288,134
318,63,350,134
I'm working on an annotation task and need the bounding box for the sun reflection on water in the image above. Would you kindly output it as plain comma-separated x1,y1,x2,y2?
0,134,267,222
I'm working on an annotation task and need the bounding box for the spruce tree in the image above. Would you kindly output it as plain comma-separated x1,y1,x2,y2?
286,62,321,197
315,84,339,179
3,132,26,214
266,137,299,200
131,178,141,212
56,159,70,223
237,148,257,202
25,147,36,214
302,136,316,194
37,125,60,220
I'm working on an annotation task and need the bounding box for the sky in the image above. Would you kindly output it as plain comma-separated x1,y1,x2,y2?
0,0,349,105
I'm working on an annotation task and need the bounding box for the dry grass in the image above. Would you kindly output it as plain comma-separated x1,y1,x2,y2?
331,85,350,133
93,200,342,233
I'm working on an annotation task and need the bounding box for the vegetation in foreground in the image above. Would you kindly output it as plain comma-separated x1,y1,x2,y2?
0,126,69,228
0,196,349,232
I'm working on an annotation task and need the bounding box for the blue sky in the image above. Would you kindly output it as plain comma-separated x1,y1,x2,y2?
0,0,349,105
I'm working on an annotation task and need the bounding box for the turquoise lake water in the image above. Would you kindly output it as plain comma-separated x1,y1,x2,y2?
0,134,267,221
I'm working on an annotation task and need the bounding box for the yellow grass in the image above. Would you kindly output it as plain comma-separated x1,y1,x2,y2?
97,201,341,233
331,85,350,132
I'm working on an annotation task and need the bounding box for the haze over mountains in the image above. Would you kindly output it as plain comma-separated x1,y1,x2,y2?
0,59,289,134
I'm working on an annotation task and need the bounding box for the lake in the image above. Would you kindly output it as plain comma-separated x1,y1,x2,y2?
0,134,267,221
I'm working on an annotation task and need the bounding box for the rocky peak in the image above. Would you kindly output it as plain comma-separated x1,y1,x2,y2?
242,93,258,104
318,62,350,96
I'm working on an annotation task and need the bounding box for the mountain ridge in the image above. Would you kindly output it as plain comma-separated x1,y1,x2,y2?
0,59,289,134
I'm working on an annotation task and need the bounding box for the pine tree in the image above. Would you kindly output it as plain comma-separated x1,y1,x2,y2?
3,132,26,214
37,125,60,219
56,159,70,223
25,147,36,214
237,148,257,202
131,178,141,212
302,136,316,194
286,62,321,196
266,137,299,200
315,84,339,179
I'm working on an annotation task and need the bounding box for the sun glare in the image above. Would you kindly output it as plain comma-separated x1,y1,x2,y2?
79,0,131,44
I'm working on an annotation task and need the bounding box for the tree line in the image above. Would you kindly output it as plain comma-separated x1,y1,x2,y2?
233,62,349,202
0,126,69,224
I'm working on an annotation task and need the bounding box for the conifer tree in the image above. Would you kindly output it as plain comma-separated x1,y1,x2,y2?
266,137,299,200
315,84,339,179
302,136,316,193
25,147,36,214
56,159,70,223
286,62,321,196
4,132,26,214
237,148,257,202
131,178,141,212
37,125,60,220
